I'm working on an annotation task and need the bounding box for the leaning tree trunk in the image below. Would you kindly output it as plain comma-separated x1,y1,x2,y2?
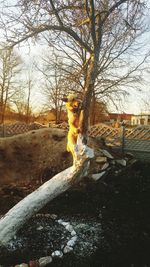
0,135,94,247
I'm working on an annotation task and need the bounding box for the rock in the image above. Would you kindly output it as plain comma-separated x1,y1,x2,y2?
63,245,73,254
15,264,28,267
39,256,52,267
71,230,76,236
29,260,39,267
116,159,126,166
67,236,77,247
65,224,74,232
57,219,63,224
101,163,109,170
101,149,114,159
129,159,137,165
95,156,107,163
51,250,63,258
92,171,106,181
49,214,57,220
61,221,70,227
36,226,43,231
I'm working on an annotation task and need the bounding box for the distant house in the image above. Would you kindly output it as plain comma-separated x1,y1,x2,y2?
131,114,150,126
35,109,67,125
108,113,133,125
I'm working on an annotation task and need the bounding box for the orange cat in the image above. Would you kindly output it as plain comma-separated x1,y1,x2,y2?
62,94,81,161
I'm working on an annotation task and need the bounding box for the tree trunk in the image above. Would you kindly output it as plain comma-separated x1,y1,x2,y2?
90,93,96,125
79,54,98,141
55,107,59,124
0,136,94,247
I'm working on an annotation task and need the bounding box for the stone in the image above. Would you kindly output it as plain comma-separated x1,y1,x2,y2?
101,162,109,170
51,250,63,258
95,156,107,163
49,214,57,220
61,221,70,227
129,159,137,165
116,159,126,166
39,256,52,267
29,260,39,267
101,149,114,159
15,264,28,267
67,236,77,247
65,224,74,232
71,230,77,236
63,245,73,254
36,226,43,231
57,219,63,224
92,171,106,181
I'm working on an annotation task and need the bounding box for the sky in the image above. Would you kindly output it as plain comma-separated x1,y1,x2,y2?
116,0,150,114
19,34,150,115
1,0,150,115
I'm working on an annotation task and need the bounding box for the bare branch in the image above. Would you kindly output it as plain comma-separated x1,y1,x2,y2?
49,0,63,26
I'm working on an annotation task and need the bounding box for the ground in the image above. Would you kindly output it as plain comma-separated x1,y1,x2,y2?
0,162,150,266
0,128,72,186
0,129,150,266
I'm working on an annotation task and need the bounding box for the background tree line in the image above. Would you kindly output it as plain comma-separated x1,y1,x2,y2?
0,0,149,127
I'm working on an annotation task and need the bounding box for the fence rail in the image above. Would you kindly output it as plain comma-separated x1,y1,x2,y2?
0,122,45,137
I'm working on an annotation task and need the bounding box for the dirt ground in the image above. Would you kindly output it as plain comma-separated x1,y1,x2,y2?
0,161,150,267
0,128,72,186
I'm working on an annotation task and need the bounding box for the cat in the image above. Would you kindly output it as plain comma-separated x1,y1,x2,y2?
62,94,81,161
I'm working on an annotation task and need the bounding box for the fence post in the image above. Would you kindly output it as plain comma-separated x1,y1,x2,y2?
121,121,126,155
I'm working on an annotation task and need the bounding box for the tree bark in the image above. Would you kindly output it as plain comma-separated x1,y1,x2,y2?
90,93,96,125
79,54,99,141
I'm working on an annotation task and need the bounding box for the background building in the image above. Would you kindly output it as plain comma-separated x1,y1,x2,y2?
131,114,150,126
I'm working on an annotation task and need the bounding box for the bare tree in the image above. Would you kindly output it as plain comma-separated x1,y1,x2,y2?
13,86,33,122
21,1,149,122
0,47,22,124
25,67,34,123
0,0,149,246
37,52,68,124
0,0,148,136
12,87,26,113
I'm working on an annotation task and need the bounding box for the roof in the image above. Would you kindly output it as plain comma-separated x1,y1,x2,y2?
109,113,133,120
131,114,150,117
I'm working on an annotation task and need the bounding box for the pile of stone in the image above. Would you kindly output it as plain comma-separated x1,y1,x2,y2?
90,148,136,182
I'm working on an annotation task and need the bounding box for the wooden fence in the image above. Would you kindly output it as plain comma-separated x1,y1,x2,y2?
1,122,150,161
90,124,150,161
0,122,45,137
123,139,150,162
